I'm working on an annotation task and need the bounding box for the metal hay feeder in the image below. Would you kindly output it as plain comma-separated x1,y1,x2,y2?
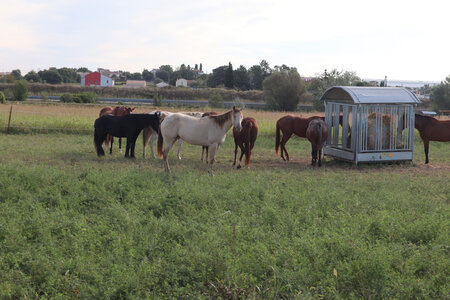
320,86,421,164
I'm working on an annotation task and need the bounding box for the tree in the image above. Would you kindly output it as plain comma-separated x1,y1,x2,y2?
430,75,450,110
249,60,272,90
39,70,63,84
77,67,91,73
224,62,234,89
310,69,362,111
13,80,28,101
207,65,228,88
129,72,143,80
57,67,79,83
24,70,41,82
234,65,250,90
263,68,306,111
156,70,169,82
11,69,22,80
142,69,154,81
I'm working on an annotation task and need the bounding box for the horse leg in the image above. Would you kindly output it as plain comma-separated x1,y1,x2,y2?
280,132,292,162
205,146,209,164
176,139,183,160
208,144,219,176
233,143,238,166
318,148,323,167
310,144,316,166
119,137,122,154
150,132,157,159
163,138,177,172
125,138,130,158
237,144,245,169
424,140,430,164
142,127,150,158
129,135,138,158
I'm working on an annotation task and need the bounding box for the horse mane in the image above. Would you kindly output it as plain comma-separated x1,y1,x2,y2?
209,110,233,128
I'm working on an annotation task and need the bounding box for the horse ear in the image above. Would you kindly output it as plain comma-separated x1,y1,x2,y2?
131,107,135,111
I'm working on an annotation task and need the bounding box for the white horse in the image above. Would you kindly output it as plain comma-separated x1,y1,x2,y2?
142,111,203,159
157,107,243,174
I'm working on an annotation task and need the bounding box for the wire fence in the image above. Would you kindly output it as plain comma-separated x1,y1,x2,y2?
0,104,94,135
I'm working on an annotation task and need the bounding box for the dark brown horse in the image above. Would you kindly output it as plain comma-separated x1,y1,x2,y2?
233,117,258,169
99,106,135,154
414,114,450,164
306,119,328,167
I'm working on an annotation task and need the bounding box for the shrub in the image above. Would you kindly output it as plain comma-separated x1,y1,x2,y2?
209,93,224,108
153,94,163,107
60,92,97,103
13,80,28,101
0,91,5,103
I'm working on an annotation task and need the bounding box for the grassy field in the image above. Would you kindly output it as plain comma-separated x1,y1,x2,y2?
0,103,449,298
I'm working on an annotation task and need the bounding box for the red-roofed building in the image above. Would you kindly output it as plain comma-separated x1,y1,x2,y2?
81,72,114,87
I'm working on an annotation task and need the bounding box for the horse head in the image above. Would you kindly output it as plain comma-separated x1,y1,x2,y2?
232,106,243,132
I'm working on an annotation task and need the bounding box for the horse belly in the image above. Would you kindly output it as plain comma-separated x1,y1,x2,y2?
179,126,210,145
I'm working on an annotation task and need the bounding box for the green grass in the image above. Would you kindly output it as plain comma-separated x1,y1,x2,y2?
0,104,449,298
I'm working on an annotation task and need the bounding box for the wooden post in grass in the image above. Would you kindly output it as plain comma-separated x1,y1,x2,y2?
7,105,12,133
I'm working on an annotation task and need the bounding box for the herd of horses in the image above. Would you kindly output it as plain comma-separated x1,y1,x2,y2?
93,106,450,173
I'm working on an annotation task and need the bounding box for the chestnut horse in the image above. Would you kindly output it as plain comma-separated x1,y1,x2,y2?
276,115,342,161
99,106,135,154
306,119,328,167
233,117,258,169
414,114,450,164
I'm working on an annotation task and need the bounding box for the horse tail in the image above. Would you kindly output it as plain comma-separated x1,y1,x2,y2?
245,123,252,166
317,122,322,147
93,120,104,156
157,128,164,157
275,121,281,155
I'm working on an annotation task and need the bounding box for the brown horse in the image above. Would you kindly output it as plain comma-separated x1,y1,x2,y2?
99,106,135,154
306,119,328,167
414,114,450,164
276,115,341,161
233,117,258,169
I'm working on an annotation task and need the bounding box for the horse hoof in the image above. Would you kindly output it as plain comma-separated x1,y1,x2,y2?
237,165,242,169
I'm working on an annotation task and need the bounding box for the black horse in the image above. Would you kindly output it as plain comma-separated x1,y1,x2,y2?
94,113,161,158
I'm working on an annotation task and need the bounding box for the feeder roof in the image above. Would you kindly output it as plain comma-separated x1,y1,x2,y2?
320,86,421,104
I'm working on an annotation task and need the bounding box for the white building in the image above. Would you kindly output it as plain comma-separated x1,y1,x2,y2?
176,78,188,87
156,82,169,88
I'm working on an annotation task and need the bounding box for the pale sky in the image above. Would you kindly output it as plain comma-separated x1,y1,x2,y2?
1,0,449,81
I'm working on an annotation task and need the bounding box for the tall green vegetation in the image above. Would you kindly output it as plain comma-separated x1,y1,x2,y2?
309,69,364,111
263,68,306,111
0,91,5,103
208,93,224,108
13,80,28,101
224,62,234,88
431,75,450,110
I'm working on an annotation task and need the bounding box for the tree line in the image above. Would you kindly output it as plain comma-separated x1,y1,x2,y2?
1,62,449,111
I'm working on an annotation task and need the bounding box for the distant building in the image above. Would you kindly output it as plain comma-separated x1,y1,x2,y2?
81,72,114,87
98,68,120,78
156,82,169,88
0,72,11,78
176,78,188,87
125,80,146,88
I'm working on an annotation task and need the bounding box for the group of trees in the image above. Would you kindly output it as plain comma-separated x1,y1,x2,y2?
2,67,88,84
2,62,449,111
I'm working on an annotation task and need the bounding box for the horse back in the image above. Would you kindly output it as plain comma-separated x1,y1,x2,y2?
422,119,450,142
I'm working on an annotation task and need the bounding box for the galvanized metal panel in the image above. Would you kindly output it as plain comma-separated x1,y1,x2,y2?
320,86,421,104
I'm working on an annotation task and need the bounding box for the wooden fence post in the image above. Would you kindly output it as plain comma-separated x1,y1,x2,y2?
7,105,12,133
